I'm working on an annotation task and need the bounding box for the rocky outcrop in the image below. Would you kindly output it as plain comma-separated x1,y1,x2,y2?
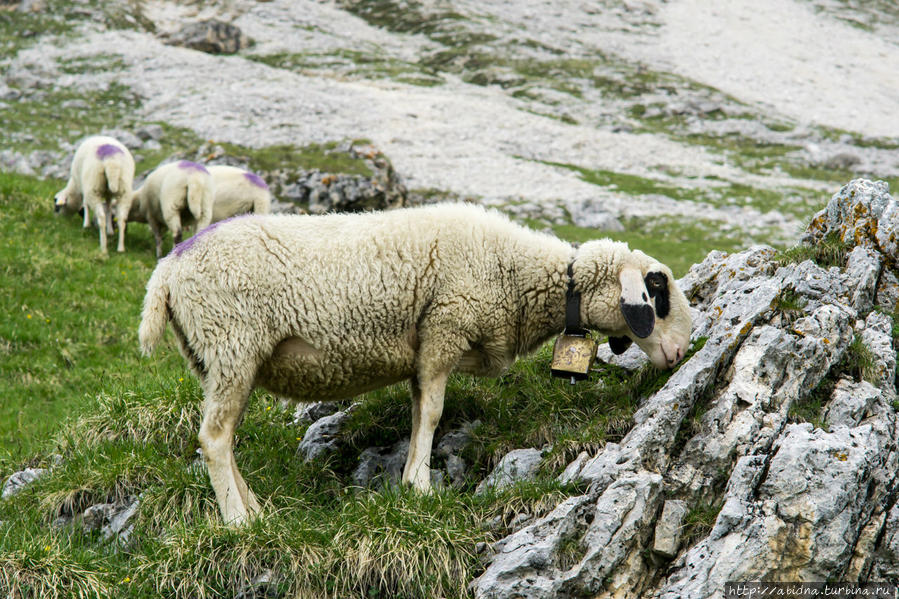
474,179,899,598
166,20,252,55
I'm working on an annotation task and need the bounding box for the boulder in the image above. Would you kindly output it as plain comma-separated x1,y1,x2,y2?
166,20,252,55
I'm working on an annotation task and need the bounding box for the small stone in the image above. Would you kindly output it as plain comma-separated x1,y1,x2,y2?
653,500,688,558
351,439,408,488
2,467,46,499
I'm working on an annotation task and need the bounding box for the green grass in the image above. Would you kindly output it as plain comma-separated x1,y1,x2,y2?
775,231,851,269
681,501,723,547
0,171,695,597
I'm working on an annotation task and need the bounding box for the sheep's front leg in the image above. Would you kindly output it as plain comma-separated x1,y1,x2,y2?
82,203,90,228
402,367,451,491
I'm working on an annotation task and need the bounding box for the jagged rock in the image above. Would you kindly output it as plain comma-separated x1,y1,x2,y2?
859,310,897,391
351,439,408,488
474,180,899,598
297,410,349,461
81,497,140,544
445,454,467,488
652,499,688,558
83,503,116,531
876,269,899,312
476,448,543,494
436,420,479,457
292,401,340,426
101,496,139,544
166,20,252,55
2,467,46,499
804,178,899,259
595,341,648,370
824,378,878,428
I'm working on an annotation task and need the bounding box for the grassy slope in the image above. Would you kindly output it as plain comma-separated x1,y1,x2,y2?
0,171,694,598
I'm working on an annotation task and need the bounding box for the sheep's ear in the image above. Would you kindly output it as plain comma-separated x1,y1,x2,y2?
619,267,655,339
608,335,633,355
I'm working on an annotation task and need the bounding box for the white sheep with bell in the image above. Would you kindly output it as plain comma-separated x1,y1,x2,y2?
54,135,135,254
131,160,214,257
138,203,692,524
207,165,272,222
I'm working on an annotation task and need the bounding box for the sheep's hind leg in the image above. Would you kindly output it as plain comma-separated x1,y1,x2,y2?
93,201,108,254
198,378,259,525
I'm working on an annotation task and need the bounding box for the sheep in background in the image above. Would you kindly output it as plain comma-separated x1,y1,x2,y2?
207,165,271,222
54,135,135,254
132,160,214,257
138,204,692,524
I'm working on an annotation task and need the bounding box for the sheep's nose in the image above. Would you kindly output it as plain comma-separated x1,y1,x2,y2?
668,345,683,365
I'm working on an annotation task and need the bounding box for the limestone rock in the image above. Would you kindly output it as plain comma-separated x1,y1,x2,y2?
2,467,46,499
292,401,340,426
653,500,688,558
297,410,349,462
474,180,899,598
351,439,408,488
166,20,252,55
476,448,543,494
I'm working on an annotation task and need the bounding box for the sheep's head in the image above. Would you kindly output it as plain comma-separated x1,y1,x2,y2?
53,188,80,216
576,241,692,369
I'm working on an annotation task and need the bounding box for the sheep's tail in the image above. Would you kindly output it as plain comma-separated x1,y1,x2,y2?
139,263,171,355
187,176,213,228
104,159,123,195
254,191,272,215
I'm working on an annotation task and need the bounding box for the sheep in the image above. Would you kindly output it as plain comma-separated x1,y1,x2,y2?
207,165,272,222
138,203,692,524
132,160,214,257
54,135,135,254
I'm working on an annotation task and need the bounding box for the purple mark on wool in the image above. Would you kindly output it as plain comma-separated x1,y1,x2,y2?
243,171,269,190
96,144,124,159
171,214,255,257
177,160,209,174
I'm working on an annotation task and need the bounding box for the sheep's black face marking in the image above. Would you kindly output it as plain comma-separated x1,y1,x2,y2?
620,299,655,339
644,272,670,319
608,335,633,355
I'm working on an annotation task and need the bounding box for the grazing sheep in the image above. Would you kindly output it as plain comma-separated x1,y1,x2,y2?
54,135,135,253
207,165,272,223
132,160,214,257
138,204,692,524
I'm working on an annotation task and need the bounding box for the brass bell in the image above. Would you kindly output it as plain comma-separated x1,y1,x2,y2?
550,333,597,384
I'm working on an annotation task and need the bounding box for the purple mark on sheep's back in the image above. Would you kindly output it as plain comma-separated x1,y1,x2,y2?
243,171,269,189
171,214,256,257
177,160,209,174
96,144,124,159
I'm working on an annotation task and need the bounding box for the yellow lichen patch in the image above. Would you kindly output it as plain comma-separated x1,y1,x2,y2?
739,322,753,336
